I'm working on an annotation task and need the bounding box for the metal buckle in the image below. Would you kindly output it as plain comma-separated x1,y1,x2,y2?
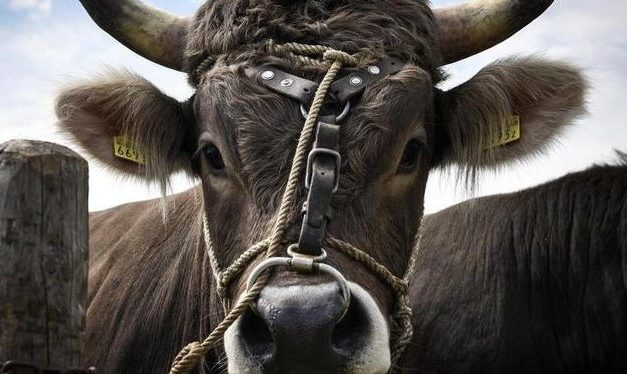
305,148,341,192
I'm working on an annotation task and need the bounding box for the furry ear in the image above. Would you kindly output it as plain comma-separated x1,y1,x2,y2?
55,71,195,184
433,57,587,177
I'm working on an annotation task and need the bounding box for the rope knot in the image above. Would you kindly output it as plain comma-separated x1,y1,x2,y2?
393,304,413,321
216,278,228,299
265,39,279,55
323,49,358,66
392,279,410,295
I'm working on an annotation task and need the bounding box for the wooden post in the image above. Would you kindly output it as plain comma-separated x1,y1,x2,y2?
0,140,88,368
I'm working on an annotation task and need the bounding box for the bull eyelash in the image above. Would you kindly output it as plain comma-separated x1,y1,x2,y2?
193,132,213,160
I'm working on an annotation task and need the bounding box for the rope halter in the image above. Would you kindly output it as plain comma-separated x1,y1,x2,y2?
169,41,423,374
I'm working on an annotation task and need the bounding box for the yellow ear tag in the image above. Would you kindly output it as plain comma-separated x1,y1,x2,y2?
486,115,521,149
113,135,146,165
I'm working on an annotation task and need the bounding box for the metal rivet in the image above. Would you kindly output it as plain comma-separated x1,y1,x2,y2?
280,78,294,87
349,76,363,86
261,70,275,80
367,65,381,75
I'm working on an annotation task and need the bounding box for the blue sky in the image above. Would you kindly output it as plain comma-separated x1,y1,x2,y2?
1,0,626,213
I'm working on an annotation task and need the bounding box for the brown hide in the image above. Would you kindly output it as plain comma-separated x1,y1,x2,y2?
86,188,215,373
405,163,627,373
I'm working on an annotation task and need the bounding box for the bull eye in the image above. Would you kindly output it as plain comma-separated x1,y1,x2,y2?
203,143,225,172
398,139,422,174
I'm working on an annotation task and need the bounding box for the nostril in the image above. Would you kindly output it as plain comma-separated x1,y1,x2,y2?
240,306,275,359
331,294,370,356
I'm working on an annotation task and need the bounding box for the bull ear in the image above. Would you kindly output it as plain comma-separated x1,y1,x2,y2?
433,57,587,176
55,71,195,184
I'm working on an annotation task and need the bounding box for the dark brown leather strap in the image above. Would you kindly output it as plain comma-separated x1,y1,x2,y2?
256,67,317,104
298,116,340,255
258,56,405,256
256,57,405,107
329,57,404,102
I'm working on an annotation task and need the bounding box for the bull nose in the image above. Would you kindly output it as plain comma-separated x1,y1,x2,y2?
237,282,372,372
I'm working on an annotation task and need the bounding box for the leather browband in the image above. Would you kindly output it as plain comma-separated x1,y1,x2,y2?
256,57,404,107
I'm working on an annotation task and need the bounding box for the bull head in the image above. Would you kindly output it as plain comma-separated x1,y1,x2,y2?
56,0,586,373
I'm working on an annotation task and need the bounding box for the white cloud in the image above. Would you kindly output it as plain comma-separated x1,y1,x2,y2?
3,0,51,17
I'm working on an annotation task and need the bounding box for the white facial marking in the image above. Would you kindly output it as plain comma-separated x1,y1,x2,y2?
348,282,391,373
224,316,263,374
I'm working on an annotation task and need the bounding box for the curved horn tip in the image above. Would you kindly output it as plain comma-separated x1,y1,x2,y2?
79,0,189,71
435,0,555,65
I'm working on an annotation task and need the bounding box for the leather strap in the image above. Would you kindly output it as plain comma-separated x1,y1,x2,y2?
256,57,405,107
329,57,404,102
298,116,340,255
257,56,405,256
256,67,317,105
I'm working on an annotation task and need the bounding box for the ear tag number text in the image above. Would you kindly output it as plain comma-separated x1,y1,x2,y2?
486,115,521,149
113,135,146,165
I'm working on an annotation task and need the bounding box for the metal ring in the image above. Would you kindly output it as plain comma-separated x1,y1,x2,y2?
245,256,351,318
287,244,327,262
316,263,351,317
246,257,291,291
300,101,351,122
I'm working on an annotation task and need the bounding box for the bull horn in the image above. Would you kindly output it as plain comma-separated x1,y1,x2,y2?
435,0,554,65
79,0,189,71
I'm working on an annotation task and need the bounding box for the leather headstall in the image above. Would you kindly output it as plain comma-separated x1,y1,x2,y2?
255,57,405,257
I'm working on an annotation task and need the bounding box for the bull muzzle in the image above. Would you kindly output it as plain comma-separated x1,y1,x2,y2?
225,281,390,373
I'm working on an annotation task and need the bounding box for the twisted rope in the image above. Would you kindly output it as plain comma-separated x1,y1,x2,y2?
324,235,420,365
169,42,357,374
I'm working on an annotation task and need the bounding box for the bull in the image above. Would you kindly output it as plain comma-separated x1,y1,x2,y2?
53,0,601,372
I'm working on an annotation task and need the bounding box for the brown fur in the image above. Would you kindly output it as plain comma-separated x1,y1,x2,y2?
185,0,441,82
406,163,627,373
86,189,212,373
54,0,590,372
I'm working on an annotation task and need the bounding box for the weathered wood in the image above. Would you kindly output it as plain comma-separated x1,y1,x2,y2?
0,139,88,368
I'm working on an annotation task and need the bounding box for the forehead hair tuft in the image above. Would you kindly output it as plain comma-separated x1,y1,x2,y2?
185,0,443,84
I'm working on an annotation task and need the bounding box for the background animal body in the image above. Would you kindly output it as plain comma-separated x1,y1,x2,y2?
0,0,626,212
410,161,627,373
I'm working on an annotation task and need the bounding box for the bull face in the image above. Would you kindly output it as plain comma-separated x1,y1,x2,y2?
197,62,433,372
56,0,586,373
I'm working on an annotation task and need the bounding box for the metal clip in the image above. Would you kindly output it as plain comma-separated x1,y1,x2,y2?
287,244,327,273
